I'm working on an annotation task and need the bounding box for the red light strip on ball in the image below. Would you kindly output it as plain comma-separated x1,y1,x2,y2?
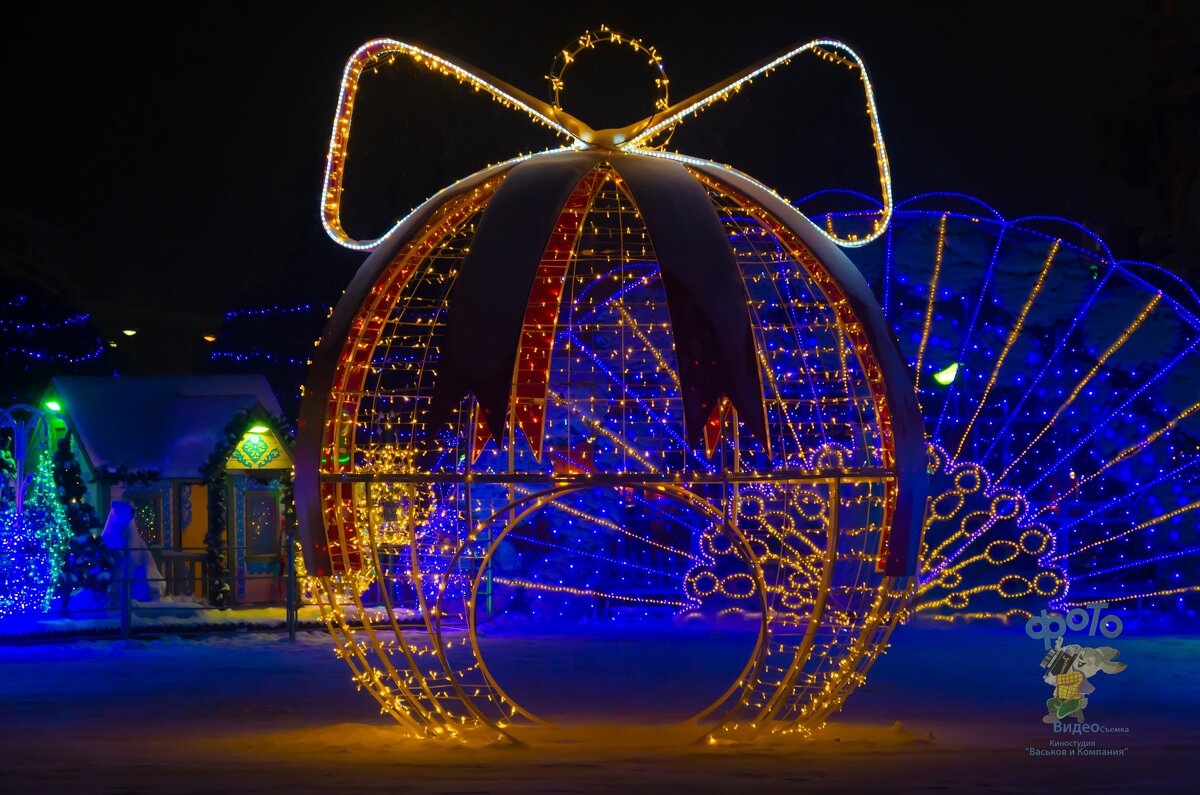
319,180,502,574
504,168,605,463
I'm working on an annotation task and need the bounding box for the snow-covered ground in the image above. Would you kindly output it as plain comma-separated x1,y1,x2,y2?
0,619,1195,793
0,597,330,639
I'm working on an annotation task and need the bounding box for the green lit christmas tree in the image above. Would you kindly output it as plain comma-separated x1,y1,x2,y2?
0,413,72,616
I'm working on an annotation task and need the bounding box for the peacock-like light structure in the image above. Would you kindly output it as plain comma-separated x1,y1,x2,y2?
235,192,1200,626
804,191,1200,617
295,29,929,743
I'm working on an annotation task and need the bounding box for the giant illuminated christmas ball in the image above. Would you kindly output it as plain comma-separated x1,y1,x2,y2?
296,29,926,743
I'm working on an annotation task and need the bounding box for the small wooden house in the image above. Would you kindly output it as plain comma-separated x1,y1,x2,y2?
45,376,293,604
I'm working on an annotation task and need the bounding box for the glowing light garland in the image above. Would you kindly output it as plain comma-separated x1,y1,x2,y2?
284,25,1200,750
548,25,673,147
0,312,90,331
5,344,106,364
0,296,106,366
996,293,1163,484
810,190,1200,615
951,239,1059,461
240,188,1197,622
223,302,323,321
1066,585,1200,607
621,40,893,245
305,150,909,743
320,33,892,250
914,215,947,391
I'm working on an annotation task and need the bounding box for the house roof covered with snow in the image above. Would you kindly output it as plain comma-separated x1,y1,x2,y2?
48,375,284,479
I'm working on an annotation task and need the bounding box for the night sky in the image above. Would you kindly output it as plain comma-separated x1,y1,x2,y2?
3,1,1198,373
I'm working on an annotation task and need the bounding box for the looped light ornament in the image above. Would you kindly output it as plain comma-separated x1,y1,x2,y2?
546,25,676,149
297,28,925,744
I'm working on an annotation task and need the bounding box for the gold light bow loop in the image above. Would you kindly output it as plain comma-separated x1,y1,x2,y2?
620,39,894,247
321,38,596,250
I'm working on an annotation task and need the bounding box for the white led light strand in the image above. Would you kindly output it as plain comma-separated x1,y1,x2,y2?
320,37,589,250
320,35,894,251
620,39,893,246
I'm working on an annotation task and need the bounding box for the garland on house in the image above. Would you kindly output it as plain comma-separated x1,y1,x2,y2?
94,466,160,489
198,410,294,609
204,469,231,609
53,438,114,598
279,466,297,606
280,466,296,539
0,438,14,506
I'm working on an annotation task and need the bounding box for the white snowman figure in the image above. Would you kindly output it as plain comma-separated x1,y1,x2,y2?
102,500,164,602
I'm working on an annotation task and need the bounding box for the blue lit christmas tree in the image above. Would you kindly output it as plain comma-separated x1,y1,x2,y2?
0,407,73,617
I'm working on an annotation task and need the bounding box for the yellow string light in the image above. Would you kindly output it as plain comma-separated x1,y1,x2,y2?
914,214,947,391
1065,586,1200,606
953,240,1059,462
999,292,1162,484
1054,497,1200,560
305,30,917,746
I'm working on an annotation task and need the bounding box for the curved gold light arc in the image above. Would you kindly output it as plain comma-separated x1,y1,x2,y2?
424,481,773,742
621,39,894,246
320,37,592,250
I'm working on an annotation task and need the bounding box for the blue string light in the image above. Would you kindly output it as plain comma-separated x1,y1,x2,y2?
213,191,1199,616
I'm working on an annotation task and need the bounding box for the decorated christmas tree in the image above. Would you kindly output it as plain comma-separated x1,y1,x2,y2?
53,437,114,600
0,416,72,616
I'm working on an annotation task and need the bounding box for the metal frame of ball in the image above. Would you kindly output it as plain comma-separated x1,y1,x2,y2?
295,31,928,745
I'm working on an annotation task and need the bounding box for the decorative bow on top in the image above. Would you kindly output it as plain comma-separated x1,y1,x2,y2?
320,28,896,462
322,27,893,250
